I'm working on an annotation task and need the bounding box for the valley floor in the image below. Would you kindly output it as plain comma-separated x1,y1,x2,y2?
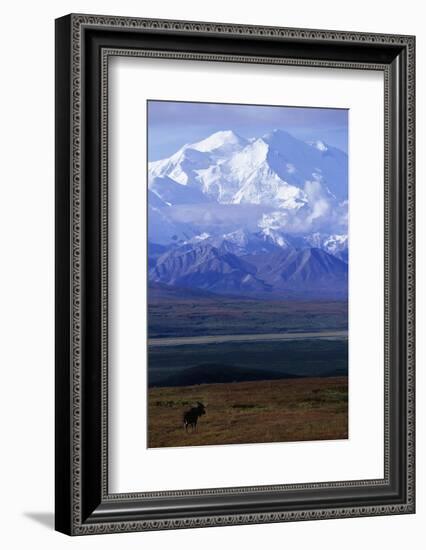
148,296,348,338
147,376,348,448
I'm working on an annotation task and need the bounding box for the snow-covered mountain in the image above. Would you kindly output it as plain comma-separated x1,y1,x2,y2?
149,128,347,207
147,128,348,297
148,128,348,247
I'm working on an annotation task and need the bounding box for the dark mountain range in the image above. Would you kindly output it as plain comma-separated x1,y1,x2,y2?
150,242,271,295
149,240,348,299
245,247,348,290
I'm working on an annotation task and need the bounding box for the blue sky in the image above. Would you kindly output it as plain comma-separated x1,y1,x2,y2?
148,100,348,161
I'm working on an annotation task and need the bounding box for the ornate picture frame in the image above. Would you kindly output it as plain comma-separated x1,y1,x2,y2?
55,13,415,535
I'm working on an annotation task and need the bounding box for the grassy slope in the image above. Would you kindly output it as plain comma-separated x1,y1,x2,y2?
148,376,348,448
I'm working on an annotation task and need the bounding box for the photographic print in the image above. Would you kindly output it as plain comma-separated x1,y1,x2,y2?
147,100,349,448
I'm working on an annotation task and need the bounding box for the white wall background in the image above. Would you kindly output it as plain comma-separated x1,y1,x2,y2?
0,0,422,548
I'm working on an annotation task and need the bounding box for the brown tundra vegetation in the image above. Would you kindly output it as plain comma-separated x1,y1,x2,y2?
148,376,348,448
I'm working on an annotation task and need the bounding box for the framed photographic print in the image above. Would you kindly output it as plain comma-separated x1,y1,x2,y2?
146,99,350,449
55,14,415,535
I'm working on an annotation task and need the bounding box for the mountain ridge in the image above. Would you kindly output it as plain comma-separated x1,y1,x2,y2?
149,240,347,299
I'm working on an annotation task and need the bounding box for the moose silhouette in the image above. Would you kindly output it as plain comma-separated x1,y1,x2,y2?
183,402,206,432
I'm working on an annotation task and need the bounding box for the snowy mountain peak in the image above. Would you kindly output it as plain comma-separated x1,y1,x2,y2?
148,127,348,244
222,228,250,247
190,130,246,153
305,232,348,262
